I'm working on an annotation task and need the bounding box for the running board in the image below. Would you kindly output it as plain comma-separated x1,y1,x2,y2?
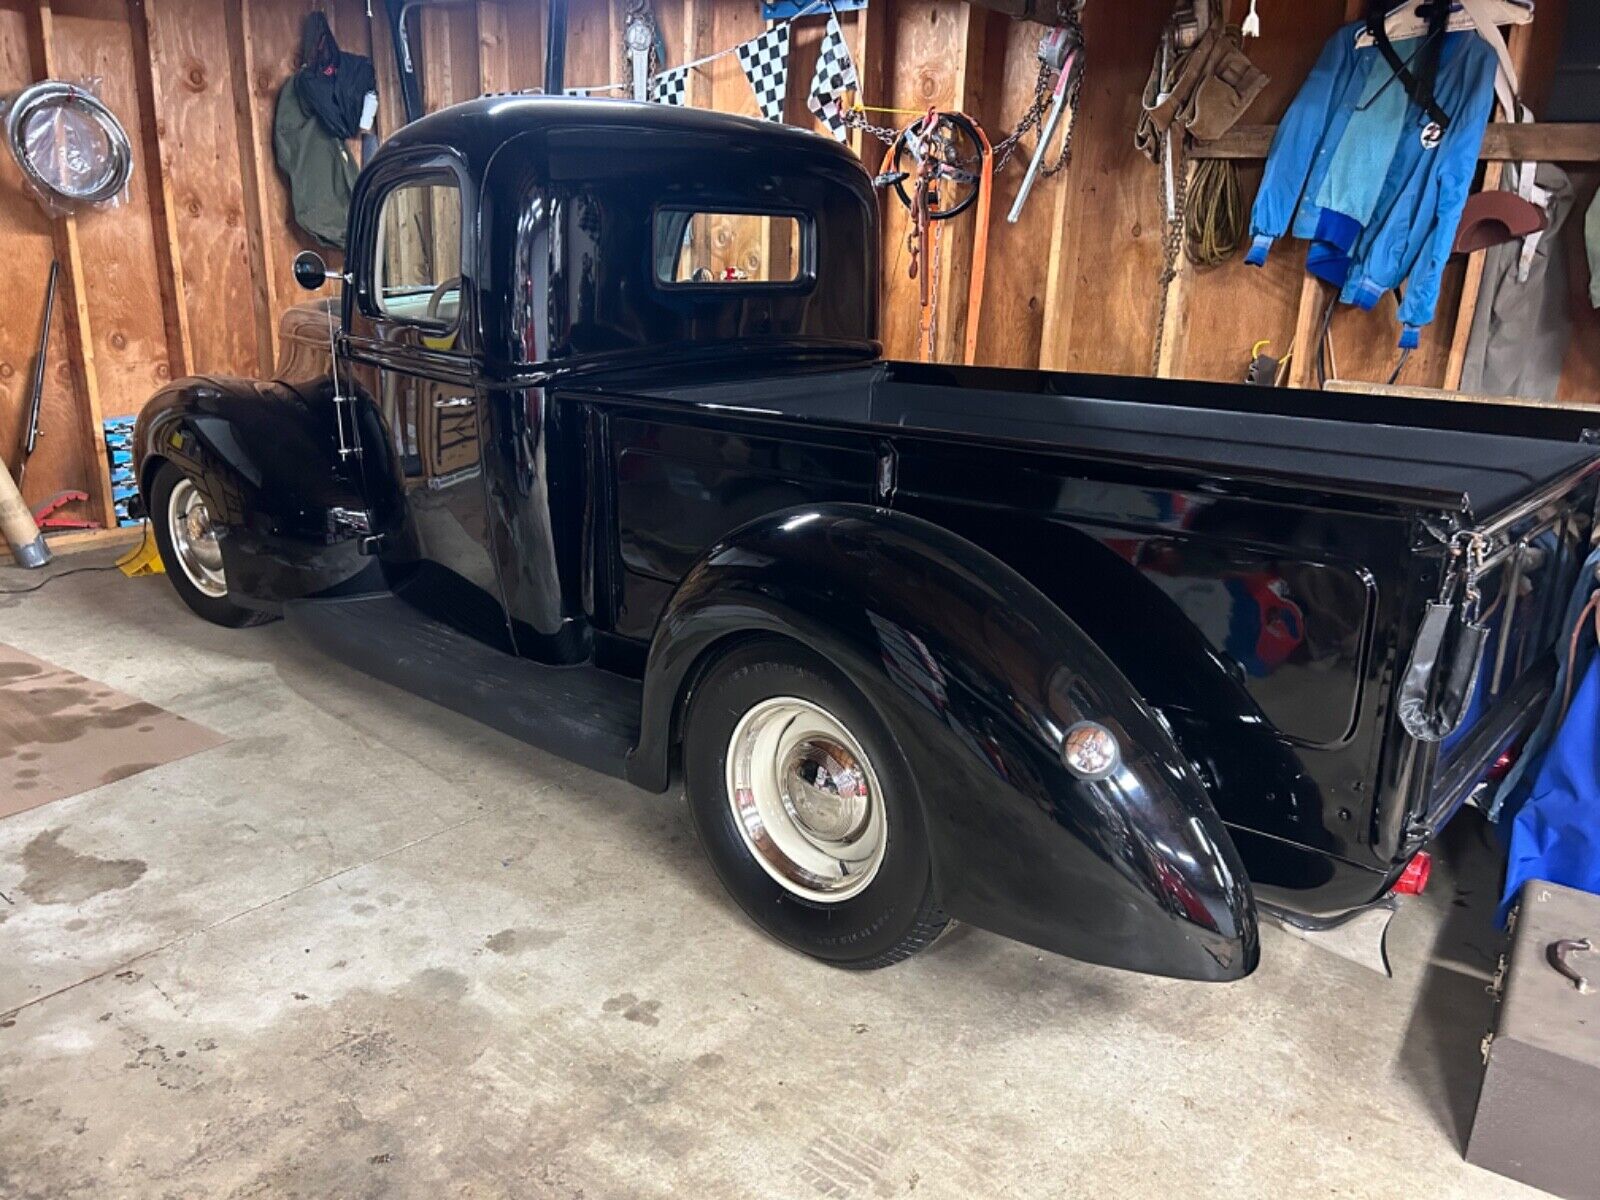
284,592,642,780
1260,896,1400,977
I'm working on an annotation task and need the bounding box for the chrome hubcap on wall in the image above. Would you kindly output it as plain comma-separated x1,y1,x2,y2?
168,478,226,598
725,696,887,903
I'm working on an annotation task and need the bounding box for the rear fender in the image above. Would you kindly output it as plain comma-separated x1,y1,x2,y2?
630,503,1259,981
135,375,380,603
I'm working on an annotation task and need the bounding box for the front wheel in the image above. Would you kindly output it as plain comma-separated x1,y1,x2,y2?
682,638,947,969
148,461,274,628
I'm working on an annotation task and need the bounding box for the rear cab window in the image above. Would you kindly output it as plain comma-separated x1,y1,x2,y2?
653,210,805,285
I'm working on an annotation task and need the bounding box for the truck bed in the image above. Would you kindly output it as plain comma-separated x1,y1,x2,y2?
872,379,1597,522
634,361,1600,523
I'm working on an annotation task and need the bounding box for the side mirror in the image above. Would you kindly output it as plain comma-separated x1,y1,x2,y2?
292,250,328,292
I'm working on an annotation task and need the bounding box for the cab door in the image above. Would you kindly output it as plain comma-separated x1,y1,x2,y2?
343,155,516,653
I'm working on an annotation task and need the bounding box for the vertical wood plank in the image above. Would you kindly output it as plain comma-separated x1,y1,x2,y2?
23,0,114,528
1286,277,1332,387
880,0,972,363
0,5,89,510
1035,0,1168,375
501,0,545,91
478,0,510,93
847,0,886,163
49,5,176,421
128,0,193,381
224,0,279,374
932,3,989,364
144,0,262,377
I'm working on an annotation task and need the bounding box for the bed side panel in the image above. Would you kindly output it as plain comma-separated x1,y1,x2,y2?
891,438,1415,888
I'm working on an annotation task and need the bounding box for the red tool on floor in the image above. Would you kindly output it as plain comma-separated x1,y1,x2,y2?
32,489,97,531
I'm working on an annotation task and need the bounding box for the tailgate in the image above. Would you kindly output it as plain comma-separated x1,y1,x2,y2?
1422,464,1600,831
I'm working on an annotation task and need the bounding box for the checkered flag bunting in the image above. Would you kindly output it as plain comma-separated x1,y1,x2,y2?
736,23,790,122
652,66,689,106
806,13,858,141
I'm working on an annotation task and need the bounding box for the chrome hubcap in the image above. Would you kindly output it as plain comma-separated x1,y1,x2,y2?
726,697,887,903
168,478,226,598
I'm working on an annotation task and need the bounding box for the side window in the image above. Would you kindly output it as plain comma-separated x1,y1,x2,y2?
653,210,804,285
372,177,463,326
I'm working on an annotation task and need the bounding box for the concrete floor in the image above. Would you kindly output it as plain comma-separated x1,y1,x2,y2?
0,549,1539,1199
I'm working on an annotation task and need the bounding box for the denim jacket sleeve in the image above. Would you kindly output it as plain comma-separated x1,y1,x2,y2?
1246,25,1356,265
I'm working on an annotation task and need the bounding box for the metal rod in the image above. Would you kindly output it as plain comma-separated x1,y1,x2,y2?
18,259,59,489
546,0,568,95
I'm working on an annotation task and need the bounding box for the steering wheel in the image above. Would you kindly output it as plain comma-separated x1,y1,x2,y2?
426,276,462,323
885,111,985,221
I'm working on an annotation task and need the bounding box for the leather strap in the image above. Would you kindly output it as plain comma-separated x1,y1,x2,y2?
1366,0,1451,131
963,114,993,366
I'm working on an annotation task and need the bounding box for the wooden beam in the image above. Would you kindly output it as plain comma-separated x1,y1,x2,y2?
1445,23,1537,391
1286,276,1331,389
1192,120,1600,162
684,0,711,108
128,0,193,381
933,2,990,365
477,1,510,94
0,524,142,565
849,0,887,163
23,0,115,531
223,0,278,376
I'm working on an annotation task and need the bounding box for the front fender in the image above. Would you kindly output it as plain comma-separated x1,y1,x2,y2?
630,504,1258,981
134,375,377,603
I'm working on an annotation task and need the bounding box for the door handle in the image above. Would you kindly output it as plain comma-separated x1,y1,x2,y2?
433,396,474,410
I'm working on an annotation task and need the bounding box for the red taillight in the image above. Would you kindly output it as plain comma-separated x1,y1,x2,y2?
1395,852,1432,896
1486,746,1520,782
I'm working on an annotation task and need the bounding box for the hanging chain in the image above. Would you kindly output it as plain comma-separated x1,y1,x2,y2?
847,18,1084,180
1150,135,1189,376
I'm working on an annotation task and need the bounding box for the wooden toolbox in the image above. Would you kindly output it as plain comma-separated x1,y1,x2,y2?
1468,880,1600,1199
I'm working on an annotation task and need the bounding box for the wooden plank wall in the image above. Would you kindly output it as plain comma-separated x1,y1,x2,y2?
0,0,1587,528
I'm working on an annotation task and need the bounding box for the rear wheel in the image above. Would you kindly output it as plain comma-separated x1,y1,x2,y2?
149,461,274,628
683,639,947,969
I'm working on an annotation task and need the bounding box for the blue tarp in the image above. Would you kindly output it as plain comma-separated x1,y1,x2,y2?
1494,547,1600,924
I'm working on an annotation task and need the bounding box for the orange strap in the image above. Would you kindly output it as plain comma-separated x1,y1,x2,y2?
962,114,993,367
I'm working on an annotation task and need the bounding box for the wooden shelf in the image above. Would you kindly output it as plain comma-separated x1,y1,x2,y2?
1191,121,1600,162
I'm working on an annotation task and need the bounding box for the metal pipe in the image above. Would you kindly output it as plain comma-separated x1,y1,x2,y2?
545,0,568,95
0,453,49,569
18,259,58,487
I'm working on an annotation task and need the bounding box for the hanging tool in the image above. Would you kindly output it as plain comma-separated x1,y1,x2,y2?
876,110,993,365
1007,27,1083,224
17,260,58,490
622,1,663,102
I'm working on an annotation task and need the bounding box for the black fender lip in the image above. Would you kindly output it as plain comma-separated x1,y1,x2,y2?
632,501,1259,982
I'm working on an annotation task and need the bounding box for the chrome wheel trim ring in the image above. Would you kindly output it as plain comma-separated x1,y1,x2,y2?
725,696,887,903
167,477,227,598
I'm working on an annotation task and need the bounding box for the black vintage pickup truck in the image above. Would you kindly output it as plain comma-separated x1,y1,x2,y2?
132,97,1600,983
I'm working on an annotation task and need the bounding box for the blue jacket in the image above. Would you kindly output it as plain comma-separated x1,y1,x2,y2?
1246,23,1498,348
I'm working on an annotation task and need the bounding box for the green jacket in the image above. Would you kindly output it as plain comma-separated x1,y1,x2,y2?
273,80,357,250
